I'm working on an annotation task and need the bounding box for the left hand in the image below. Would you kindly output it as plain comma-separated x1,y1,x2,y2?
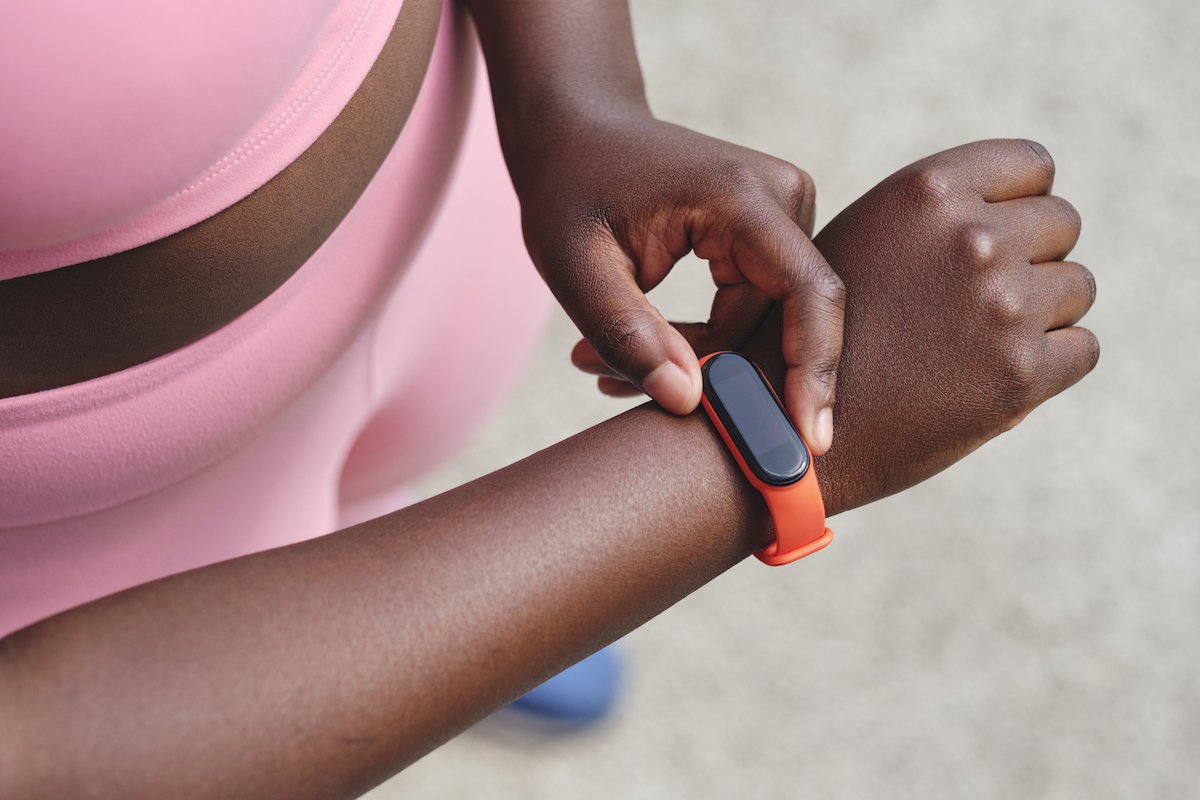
508,111,845,455
743,139,1098,513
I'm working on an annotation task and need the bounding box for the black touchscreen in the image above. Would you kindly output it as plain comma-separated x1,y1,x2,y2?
704,353,808,485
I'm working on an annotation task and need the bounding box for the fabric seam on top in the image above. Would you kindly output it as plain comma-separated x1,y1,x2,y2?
0,0,405,279
180,0,376,196
180,0,379,195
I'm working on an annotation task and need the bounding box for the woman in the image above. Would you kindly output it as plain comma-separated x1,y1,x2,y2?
0,0,1097,795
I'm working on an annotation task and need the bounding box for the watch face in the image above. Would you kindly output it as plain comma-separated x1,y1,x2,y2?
702,352,809,486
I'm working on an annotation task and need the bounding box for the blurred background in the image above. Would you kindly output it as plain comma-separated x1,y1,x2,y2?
369,0,1199,797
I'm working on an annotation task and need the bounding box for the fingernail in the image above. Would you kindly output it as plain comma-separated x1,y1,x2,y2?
813,407,834,454
643,361,694,414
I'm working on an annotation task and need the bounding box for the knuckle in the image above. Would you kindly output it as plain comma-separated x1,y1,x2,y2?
592,306,655,370
998,410,1032,434
773,161,816,210
899,164,958,207
798,258,847,309
998,411,1027,434
819,268,847,307
718,160,767,197
981,279,1027,330
710,163,777,224
719,158,816,209
812,358,841,390
995,342,1043,414
954,224,1001,268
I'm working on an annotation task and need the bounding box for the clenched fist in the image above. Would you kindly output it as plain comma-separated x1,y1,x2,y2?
743,140,1098,514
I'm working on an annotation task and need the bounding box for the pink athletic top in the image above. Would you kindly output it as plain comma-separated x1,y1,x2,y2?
0,0,473,530
0,0,405,277
0,0,555,639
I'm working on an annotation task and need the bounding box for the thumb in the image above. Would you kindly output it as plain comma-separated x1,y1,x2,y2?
571,270,703,415
776,235,844,457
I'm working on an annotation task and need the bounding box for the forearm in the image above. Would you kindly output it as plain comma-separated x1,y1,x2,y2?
0,401,772,799
0,137,1095,800
465,0,650,161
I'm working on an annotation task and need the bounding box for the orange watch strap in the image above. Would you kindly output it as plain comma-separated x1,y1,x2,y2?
698,351,832,566
758,471,833,565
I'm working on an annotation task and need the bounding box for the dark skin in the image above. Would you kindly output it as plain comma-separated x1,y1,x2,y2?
0,139,1097,799
580,139,1099,509
468,0,846,454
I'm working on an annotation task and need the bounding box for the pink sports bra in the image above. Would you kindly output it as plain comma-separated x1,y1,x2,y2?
0,0,405,278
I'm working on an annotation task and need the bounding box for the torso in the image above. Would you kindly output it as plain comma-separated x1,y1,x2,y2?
0,0,442,399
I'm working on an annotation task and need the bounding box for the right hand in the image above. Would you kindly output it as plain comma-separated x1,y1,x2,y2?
743,139,1099,515
514,113,845,455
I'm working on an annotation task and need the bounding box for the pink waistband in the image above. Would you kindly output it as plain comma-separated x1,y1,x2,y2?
0,0,405,277
0,0,473,528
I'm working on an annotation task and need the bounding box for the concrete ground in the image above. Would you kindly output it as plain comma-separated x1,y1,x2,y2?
369,0,1200,797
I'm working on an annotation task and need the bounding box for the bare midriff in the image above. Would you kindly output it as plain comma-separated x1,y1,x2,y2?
0,0,444,399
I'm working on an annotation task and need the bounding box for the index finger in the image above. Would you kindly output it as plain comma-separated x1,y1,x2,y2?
698,206,845,455
911,139,1057,203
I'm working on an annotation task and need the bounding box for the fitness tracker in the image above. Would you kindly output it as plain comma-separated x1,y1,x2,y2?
699,351,832,565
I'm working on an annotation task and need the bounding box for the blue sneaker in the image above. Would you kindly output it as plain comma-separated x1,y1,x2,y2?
505,644,623,729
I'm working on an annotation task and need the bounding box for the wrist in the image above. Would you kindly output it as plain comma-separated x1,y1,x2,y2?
698,352,833,564
737,307,852,518
494,87,653,171
467,0,653,165
633,401,777,555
